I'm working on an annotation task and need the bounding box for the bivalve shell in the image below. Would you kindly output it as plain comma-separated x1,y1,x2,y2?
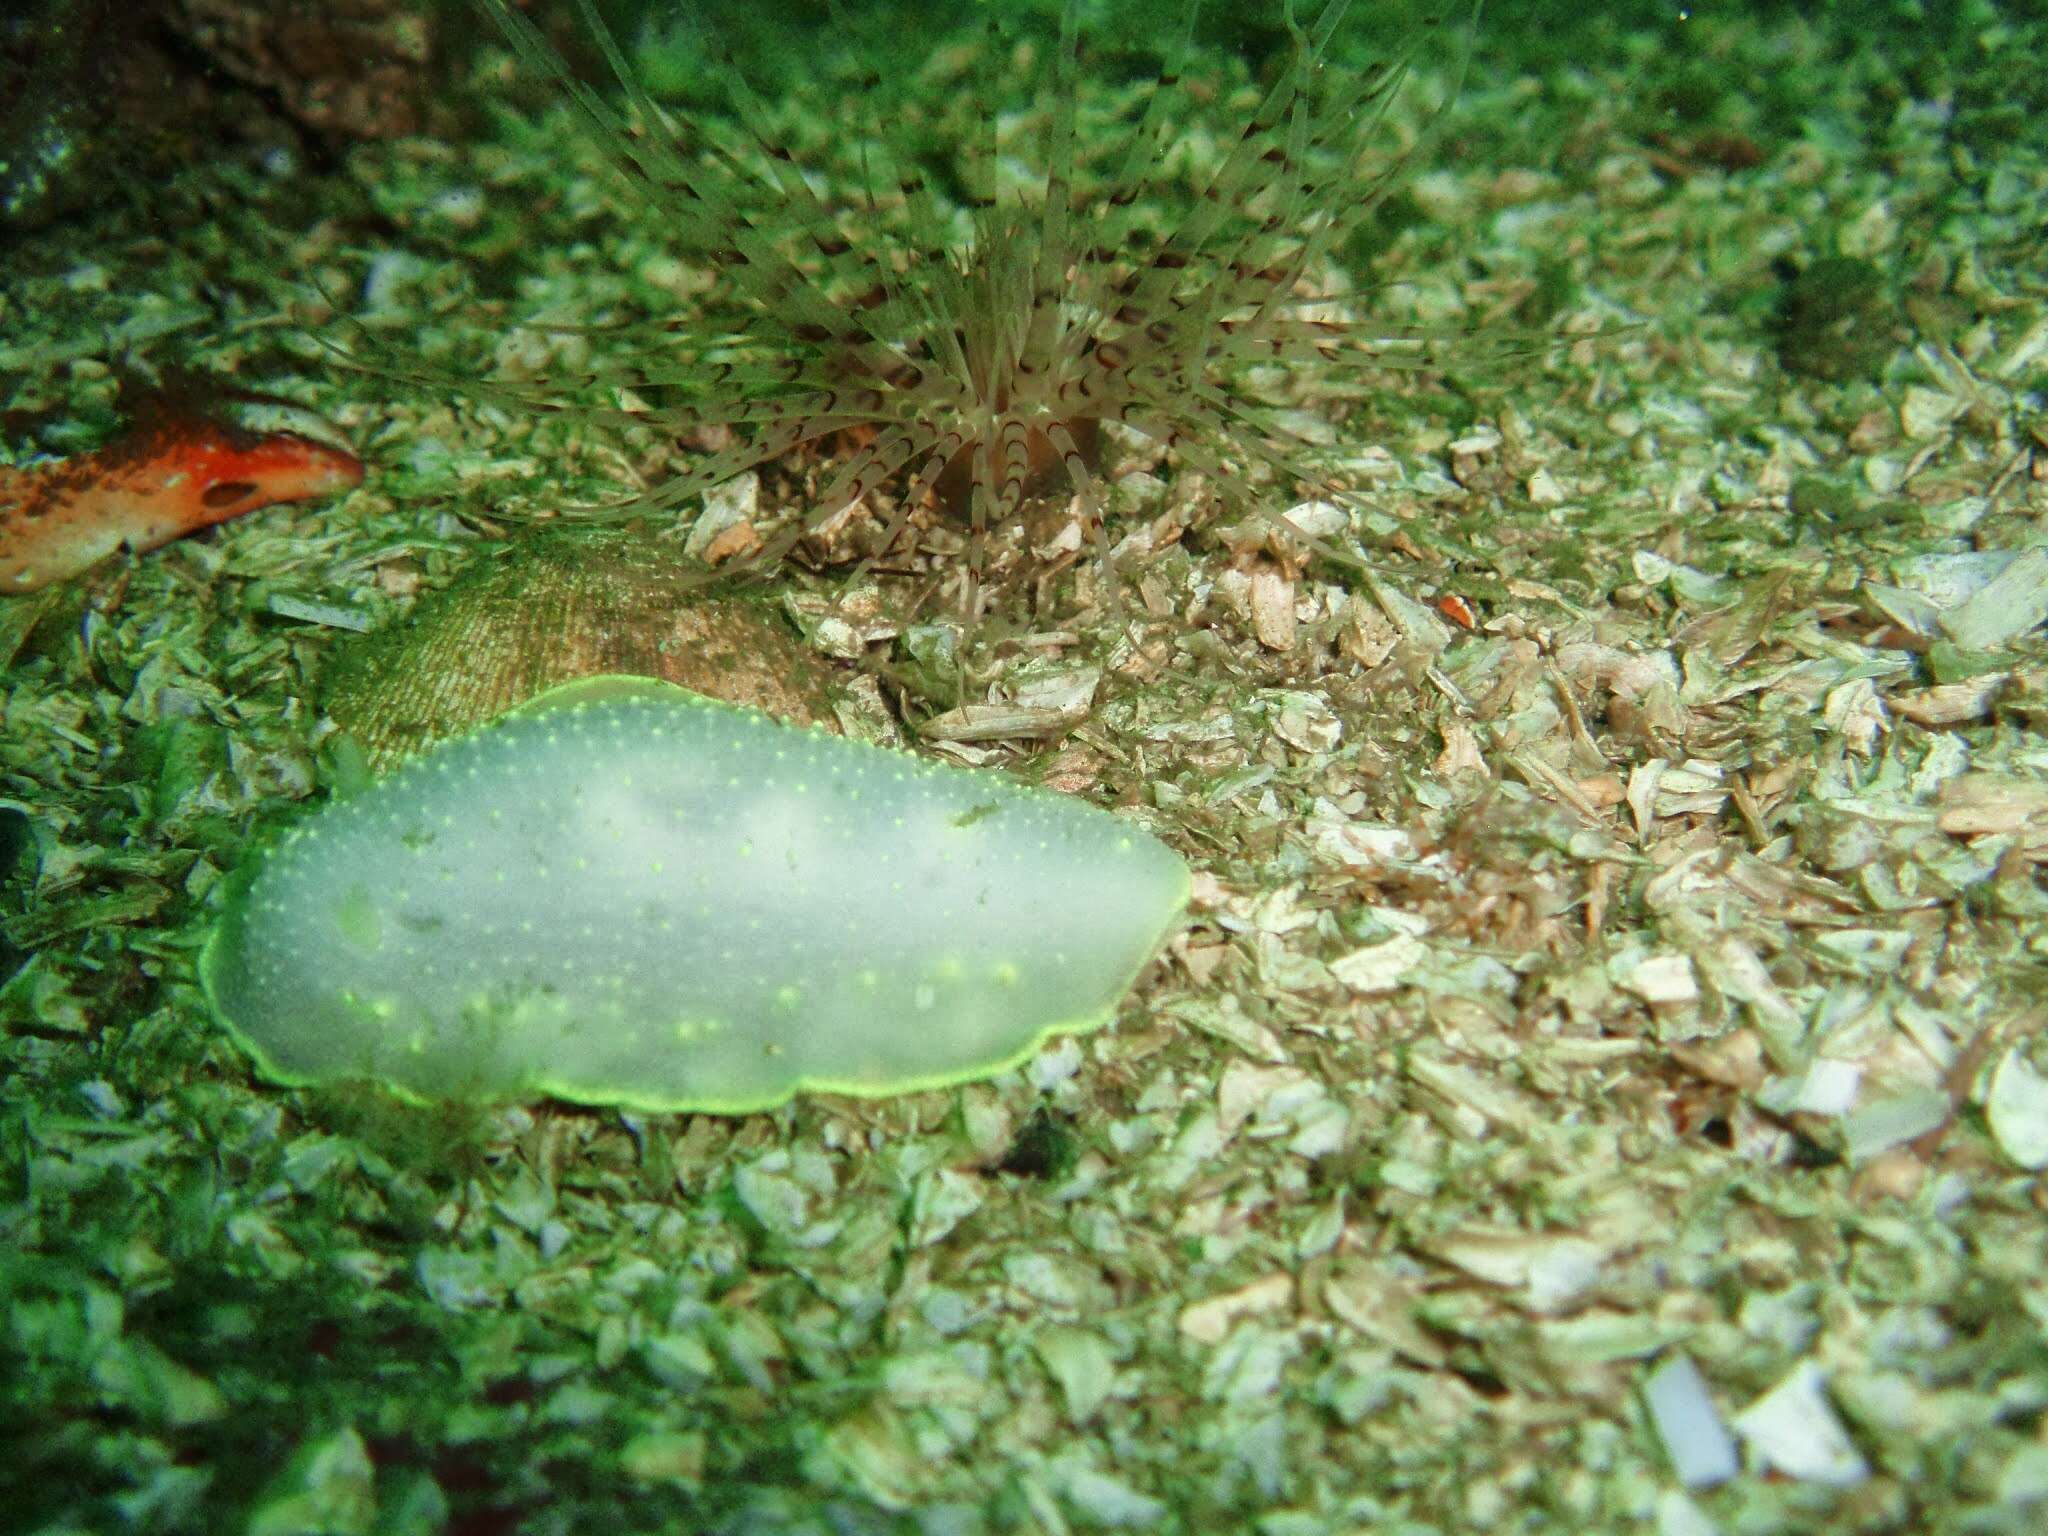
326,529,841,768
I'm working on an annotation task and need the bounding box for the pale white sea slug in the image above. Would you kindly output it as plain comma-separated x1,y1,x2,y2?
200,677,1191,1112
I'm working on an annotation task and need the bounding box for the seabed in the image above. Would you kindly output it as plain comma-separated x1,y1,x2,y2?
3,2,2046,1531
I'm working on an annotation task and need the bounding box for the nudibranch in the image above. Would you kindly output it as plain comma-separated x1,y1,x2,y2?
0,387,363,594
201,677,1191,1113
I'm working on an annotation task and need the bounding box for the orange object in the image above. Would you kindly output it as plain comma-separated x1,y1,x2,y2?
0,387,362,594
1437,592,1477,630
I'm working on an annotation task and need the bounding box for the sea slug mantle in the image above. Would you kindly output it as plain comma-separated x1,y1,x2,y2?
201,676,1191,1112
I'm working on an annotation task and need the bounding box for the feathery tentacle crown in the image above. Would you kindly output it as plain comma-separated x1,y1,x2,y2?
452,0,1469,586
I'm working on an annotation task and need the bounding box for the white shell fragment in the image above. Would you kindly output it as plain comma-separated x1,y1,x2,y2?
1731,1362,1870,1487
1642,1353,1739,1489
202,678,1190,1112
1986,1049,2048,1171
1885,547,2048,650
